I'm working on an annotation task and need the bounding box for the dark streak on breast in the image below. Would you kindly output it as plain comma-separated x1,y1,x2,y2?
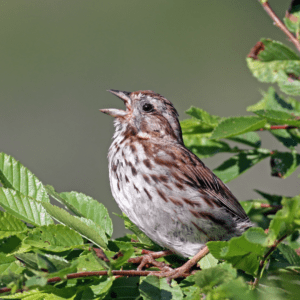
150,174,159,183
183,198,201,207
169,197,183,207
144,188,152,200
191,221,209,238
143,159,153,170
131,166,137,176
156,189,168,202
143,174,150,184
189,210,226,226
125,175,130,183
133,183,140,193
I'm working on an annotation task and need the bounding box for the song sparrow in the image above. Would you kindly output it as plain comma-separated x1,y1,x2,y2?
101,90,252,274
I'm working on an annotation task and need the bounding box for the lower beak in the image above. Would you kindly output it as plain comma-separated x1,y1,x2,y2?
100,89,131,118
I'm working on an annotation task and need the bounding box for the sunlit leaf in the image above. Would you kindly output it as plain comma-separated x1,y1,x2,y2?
213,149,270,183
211,116,266,140
0,188,53,226
0,153,49,202
42,202,108,249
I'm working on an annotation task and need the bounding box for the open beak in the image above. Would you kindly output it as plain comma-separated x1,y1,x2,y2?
100,89,131,118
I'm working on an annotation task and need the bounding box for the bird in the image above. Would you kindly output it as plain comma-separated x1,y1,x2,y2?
100,89,252,278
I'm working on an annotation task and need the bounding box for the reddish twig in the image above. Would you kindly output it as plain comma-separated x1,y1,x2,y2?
259,203,282,209
259,0,300,52
257,125,298,131
0,269,175,294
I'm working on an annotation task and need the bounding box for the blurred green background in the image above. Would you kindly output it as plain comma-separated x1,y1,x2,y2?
1,0,299,237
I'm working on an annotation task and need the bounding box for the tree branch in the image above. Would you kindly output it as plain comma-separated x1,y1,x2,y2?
1,269,186,294
259,0,300,52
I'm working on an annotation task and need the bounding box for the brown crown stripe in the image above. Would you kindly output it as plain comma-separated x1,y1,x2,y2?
144,188,152,200
183,198,201,208
169,197,183,207
125,175,130,183
156,189,168,202
143,159,153,170
142,174,150,184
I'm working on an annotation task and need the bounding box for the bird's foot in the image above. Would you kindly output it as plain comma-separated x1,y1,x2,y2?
128,250,173,271
153,246,210,280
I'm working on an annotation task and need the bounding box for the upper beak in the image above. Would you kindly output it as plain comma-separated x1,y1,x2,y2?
100,89,131,118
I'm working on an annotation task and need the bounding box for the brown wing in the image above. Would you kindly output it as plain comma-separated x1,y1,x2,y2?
174,144,248,220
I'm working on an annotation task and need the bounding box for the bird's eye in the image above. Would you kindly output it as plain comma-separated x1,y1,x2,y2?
142,103,154,112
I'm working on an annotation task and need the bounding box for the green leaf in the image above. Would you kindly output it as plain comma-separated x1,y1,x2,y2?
25,276,47,288
111,241,134,269
199,253,218,269
254,109,300,126
211,116,266,140
16,252,76,276
247,39,300,96
139,276,183,300
104,277,140,299
0,253,24,275
0,153,49,202
0,188,53,226
0,211,27,239
212,277,255,300
270,129,298,149
268,196,300,242
59,191,113,237
207,228,269,276
284,3,300,34
76,253,106,272
194,264,236,292
180,119,214,136
227,131,261,148
185,106,220,127
183,135,231,158
247,87,295,113
41,202,108,249
213,149,270,183
254,190,283,204
270,151,300,178
23,224,84,252
81,277,113,299
278,243,300,266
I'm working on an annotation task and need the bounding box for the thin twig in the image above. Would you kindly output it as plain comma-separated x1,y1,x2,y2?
259,1,300,52
0,269,180,294
259,203,282,209
257,125,298,131
252,234,287,288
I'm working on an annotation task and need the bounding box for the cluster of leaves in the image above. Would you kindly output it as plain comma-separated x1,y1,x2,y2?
1,1,300,299
182,86,300,183
0,150,299,300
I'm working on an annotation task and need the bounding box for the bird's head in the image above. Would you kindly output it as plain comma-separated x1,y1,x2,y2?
100,90,183,143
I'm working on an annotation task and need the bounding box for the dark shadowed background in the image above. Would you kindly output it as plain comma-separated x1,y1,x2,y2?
1,0,299,237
